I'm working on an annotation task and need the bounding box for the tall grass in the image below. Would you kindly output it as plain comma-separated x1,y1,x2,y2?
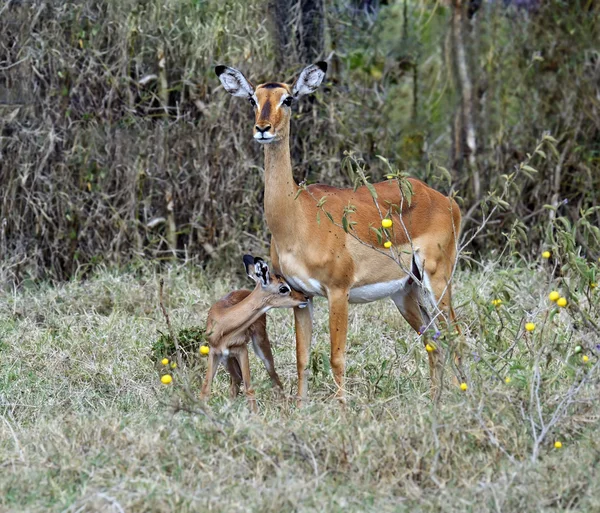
1,257,599,511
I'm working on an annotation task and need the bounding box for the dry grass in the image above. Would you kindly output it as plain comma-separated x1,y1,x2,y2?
1,262,599,512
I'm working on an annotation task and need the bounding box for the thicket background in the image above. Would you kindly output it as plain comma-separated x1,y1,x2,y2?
1,0,599,281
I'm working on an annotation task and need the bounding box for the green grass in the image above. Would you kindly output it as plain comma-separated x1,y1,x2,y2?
1,263,599,512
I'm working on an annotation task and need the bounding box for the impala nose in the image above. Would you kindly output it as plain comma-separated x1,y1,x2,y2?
255,124,272,134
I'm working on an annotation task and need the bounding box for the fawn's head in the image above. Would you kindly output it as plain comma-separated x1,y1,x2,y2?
243,255,308,309
215,62,327,144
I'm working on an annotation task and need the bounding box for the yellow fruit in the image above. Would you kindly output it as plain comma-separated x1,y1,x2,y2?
161,358,169,366
384,241,392,249
525,322,536,332
381,218,393,229
556,297,567,307
425,343,435,353
542,251,551,259
161,374,172,385
460,382,468,391
386,174,394,180
591,283,597,289
583,355,589,363
554,441,562,449
171,362,177,369
505,377,511,384
548,291,560,302
200,345,210,355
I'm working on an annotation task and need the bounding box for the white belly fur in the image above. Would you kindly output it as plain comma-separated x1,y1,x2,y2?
349,278,410,304
279,251,410,303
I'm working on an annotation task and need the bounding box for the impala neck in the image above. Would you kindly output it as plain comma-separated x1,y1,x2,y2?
263,134,299,233
215,291,268,341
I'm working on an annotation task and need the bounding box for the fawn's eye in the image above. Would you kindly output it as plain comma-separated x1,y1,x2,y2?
282,96,293,107
279,285,290,294
248,97,256,107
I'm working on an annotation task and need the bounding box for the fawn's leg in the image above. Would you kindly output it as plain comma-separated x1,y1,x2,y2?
238,346,257,413
250,316,283,391
225,356,243,398
200,350,220,401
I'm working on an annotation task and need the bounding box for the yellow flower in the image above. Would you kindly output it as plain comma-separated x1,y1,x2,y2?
554,441,562,449
384,241,392,249
556,297,567,307
161,358,169,366
591,283,597,289
583,355,589,363
548,291,560,302
525,322,536,332
425,343,435,353
386,174,394,180
460,382,468,391
381,218,393,229
161,374,172,385
200,345,210,355
505,377,511,384
542,251,551,259
492,299,502,307
171,362,177,369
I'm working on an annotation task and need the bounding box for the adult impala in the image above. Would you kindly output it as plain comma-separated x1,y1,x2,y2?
215,62,461,403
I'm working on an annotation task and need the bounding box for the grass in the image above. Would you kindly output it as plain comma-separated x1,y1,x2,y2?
1,261,599,512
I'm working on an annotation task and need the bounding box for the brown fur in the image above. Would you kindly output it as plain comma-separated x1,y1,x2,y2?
201,275,307,410
219,66,462,404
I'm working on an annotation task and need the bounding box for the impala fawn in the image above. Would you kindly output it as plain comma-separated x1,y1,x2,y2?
200,255,308,410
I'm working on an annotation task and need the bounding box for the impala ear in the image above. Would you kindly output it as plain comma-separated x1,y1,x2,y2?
292,61,327,98
215,65,255,98
253,257,271,287
243,255,271,287
243,254,258,282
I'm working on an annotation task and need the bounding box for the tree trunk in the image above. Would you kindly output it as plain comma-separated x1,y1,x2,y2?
450,0,480,200
298,0,324,63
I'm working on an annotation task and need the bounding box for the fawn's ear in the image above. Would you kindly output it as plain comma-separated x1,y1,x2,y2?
252,257,271,287
243,254,257,281
292,61,327,99
215,65,255,98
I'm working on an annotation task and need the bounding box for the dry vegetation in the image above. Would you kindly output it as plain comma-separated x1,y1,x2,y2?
1,0,599,281
2,1,600,511
1,258,599,512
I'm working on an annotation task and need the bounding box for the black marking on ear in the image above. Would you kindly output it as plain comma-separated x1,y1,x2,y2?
315,61,327,73
243,254,254,268
215,65,227,77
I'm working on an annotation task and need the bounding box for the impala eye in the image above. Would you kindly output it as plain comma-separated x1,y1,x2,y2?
248,97,256,107
282,96,293,107
279,285,290,294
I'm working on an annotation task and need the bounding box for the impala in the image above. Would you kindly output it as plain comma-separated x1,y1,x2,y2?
215,62,461,403
201,255,308,410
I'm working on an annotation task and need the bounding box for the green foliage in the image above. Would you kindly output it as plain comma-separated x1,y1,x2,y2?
152,326,206,363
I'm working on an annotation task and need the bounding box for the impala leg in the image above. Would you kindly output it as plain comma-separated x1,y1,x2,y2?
428,276,464,385
238,346,257,412
200,350,220,402
294,299,313,406
328,290,349,403
224,356,243,399
250,318,283,391
391,286,443,402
